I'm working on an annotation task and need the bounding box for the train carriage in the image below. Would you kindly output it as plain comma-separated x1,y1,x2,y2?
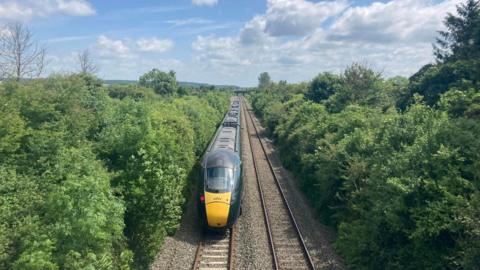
198,97,243,229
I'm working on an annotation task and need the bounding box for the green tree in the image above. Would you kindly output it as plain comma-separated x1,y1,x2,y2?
305,72,342,103
44,147,130,270
250,83,480,269
258,72,272,89
325,63,384,112
406,60,480,107
139,69,178,96
0,73,229,270
435,0,480,62
107,84,156,101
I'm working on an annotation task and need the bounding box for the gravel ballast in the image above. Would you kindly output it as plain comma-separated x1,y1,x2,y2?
235,100,275,270
150,191,201,270
246,100,346,270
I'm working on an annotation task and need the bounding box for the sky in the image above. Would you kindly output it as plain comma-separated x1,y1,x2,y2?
0,0,463,86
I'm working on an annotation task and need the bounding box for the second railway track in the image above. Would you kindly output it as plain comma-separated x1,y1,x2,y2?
243,98,316,270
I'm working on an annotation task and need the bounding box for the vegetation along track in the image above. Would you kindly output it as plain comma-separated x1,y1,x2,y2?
243,98,316,270
193,227,236,270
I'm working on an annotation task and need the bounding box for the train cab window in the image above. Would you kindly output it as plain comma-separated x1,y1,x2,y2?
233,166,241,188
206,167,233,193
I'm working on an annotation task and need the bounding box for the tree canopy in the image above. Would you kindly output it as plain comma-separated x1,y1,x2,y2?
138,69,179,96
258,72,272,89
248,2,480,268
0,74,230,269
435,0,480,62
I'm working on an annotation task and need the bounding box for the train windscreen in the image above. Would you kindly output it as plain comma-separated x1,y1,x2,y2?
206,167,233,193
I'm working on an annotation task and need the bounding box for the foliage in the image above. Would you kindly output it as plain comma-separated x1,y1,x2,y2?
405,60,480,107
305,72,342,103
258,72,272,89
138,69,179,96
107,84,156,101
249,55,480,269
301,63,403,112
0,73,229,269
435,0,480,62
249,4,480,266
403,0,480,108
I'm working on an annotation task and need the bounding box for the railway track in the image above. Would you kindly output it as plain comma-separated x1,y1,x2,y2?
193,227,236,270
243,98,316,270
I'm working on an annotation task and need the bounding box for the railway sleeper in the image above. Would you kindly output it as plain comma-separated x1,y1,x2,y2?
280,260,311,266
274,242,301,247
203,250,229,255
279,266,310,270
272,234,302,241
276,248,305,255
200,261,228,266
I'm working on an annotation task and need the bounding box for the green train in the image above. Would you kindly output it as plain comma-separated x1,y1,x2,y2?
198,97,243,229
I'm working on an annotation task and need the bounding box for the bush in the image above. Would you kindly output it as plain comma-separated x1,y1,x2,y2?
0,74,230,269
249,67,480,269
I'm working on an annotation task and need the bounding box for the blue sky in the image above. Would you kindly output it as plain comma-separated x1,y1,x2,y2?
0,0,462,86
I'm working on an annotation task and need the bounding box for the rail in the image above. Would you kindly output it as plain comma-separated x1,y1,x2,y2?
243,98,316,270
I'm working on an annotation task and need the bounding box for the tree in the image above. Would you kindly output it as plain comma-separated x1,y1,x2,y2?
305,72,342,103
325,63,384,112
77,49,98,74
407,60,480,106
0,23,46,80
342,62,382,94
435,0,480,62
258,72,271,89
138,68,178,95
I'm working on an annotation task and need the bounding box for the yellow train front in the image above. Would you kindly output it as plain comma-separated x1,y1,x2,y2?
198,98,243,230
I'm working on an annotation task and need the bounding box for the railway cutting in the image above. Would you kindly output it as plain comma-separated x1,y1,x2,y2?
243,98,316,270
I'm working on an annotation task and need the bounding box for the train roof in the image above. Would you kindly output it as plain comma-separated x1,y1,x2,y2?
206,97,241,156
211,126,237,151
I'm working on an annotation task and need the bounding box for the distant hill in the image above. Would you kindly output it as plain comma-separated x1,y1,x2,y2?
104,80,242,90
104,80,137,85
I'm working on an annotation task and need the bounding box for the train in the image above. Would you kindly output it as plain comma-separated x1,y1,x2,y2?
198,97,243,230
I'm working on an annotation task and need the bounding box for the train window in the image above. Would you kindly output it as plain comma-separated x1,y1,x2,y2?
206,167,233,193
234,167,241,188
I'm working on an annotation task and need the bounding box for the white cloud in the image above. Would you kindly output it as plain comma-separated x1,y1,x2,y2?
95,35,131,58
0,2,33,20
238,0,348,45
239,16,270,45
263,0,348,36
45,35,93,43
56,0,96,16
137,38,174,53
192,35,238,60
189,0,461,86
93,36,175,59
192,0,218,7
41,0,464,87
166,18,213,27
192,34,276,79
329,0,461,43
0,0,95,21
